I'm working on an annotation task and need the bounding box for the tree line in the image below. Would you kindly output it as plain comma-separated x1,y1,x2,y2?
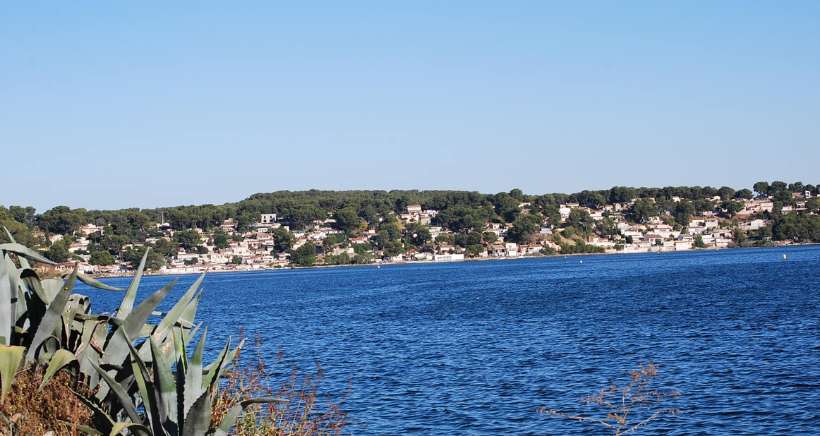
2,181,818,268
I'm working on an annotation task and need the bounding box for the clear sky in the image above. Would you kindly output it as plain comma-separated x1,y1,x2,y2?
2,1,819,211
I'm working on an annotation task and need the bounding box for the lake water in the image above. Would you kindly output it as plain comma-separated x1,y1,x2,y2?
80,246,820,434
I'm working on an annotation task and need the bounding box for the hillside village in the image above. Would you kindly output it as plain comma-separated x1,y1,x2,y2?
14,183,816,276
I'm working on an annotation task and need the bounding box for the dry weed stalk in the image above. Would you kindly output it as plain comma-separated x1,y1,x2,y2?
540,362,680,435
211,334,347,435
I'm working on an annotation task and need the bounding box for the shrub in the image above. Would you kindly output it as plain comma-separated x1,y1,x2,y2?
540,362,680,435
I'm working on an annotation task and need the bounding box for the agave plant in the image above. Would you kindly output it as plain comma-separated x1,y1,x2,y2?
0,229,272,435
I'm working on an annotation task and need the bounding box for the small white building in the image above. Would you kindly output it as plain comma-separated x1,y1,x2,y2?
260,214,277,225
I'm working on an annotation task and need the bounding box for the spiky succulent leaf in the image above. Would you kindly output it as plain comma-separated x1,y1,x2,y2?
100,279,177,380
151,273,204,345
74,272,123,292
184,327,207,416
110,422,152,436
116,248,150,319
90,360,142,424
0,257,12,345
182,391,212,436
39,349,76,390
0,242,56,265
70,387,117,434
0,345,24,403
26,267,76,362
150,337,178,426
202,339,230,391
122,329,167,435
210,403,242,436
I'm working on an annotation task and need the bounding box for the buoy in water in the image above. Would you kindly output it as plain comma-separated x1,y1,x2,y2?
782,254,788,261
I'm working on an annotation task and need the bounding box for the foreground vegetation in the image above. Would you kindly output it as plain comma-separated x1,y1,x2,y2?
541,362,681,435
0,233,344,435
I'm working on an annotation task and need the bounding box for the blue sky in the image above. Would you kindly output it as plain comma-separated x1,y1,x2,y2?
2,1,819,211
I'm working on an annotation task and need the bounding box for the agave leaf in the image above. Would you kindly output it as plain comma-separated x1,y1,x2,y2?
40,278,66,305
1,228,30,270
116,248,150,319
96,279,175,400
150,337,178,425
174,330,187,433
0,345,25,403
184,327,206,416
79,320,108,385
90,360,142,423
26,267,76,362
70,387,116,434
151,273,204,344
0,258,11,344
122,330,167,435
39,349,76,390
124,279,176,340
184,322,203,350
181,391,211,436
210,403,242,436
0,242,55,265
180,289,202,328
66,423,104,435
101,279,177,371
75,272,123,292
3,254,21,336
14,275,28,330
110,422,152,436
202,339,230,391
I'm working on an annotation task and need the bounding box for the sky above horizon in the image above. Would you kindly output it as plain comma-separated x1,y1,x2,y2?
2,1,819,211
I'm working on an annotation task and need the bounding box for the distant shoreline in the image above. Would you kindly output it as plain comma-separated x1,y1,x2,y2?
89,242,815,280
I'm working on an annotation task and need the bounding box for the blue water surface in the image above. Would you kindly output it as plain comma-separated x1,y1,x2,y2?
78,246,820,434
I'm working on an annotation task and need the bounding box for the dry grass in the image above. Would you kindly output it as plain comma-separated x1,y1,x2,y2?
540,362,680,435
0,366,93,436
212,337,347,436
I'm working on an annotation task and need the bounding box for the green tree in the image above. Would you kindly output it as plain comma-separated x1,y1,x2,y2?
734,189,753,200
720,201,743,217
566,209,594,238
672,201,694,227
46,240,70,263
753,181,769,197
403,223,431,247
89,250,115,266
542,204,561,227
627,199,658,223
717,186,736,201
174,229,202,251
122,246,165,270
435,233,454,245
212,229,230,250
290,242,317,266
693,234,705,248
271,227,295,253
39,206,83,235
382,239,404,257
334,207,361,233
507,214,542,243
0,207,36,245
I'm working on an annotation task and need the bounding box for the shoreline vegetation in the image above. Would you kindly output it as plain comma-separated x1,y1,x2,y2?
0,239,346,435
89,241,813,280
3,181,819,279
